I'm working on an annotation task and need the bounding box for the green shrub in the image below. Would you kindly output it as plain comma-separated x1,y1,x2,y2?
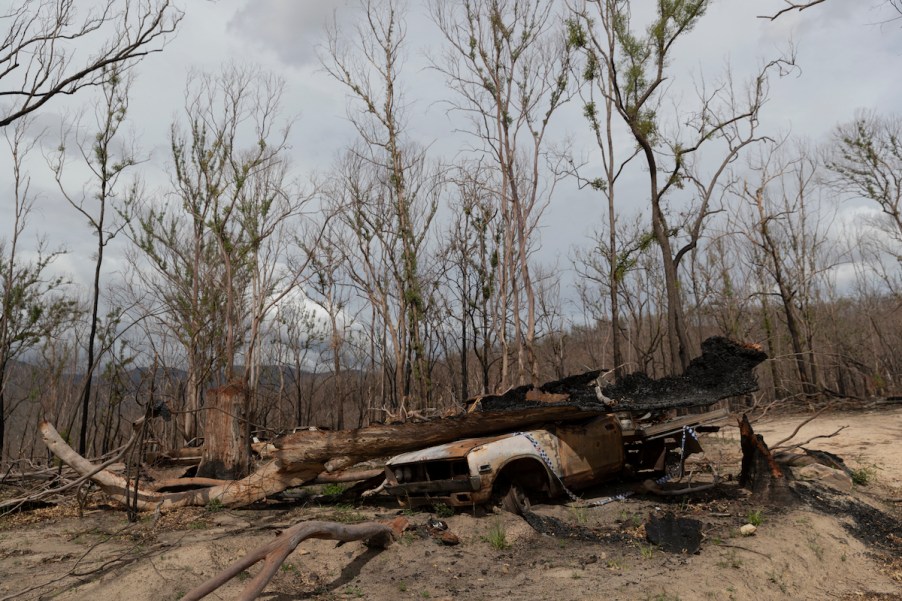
747,509,763,527
321,483,345,496
482,521,510,550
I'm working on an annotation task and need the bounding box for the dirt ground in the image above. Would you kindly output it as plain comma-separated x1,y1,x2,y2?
1,406,900,601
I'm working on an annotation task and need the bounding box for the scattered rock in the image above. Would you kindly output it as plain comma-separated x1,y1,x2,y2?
794,463,853,493
740,524,757,536
440,530,460,545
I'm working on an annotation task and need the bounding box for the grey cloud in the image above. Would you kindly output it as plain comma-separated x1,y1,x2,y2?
227,0,360,66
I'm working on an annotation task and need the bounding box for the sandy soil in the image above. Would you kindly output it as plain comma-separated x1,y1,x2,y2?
1,406,900,601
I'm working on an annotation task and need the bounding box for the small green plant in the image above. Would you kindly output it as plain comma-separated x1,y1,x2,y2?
205,498,224,513
631,513,644,527
332,504,365,524
344,584,364,597
433,502,454,518
639,544,654,560
398,581,408,592
322,483,345,496
851,466,874,486
237,570,251,582
570,505,589,525
482,521,510,550
420,591,431,599
747,509,763,527
606,559,622,570
281,562,297,573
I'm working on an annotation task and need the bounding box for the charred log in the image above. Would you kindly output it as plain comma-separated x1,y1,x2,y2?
468,337,766,414
38,337,767,511
601,338,767,411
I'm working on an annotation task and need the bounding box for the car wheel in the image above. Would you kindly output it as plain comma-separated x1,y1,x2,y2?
500,481,531,515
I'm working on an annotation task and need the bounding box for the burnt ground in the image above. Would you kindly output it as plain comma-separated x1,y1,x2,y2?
0,406,900,601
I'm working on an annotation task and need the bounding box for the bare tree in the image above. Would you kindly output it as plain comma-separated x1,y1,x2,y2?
127,65,295,479
0,117,78,459
49,64,137,455
442,160,502,398
571,0,792,373
734,142,840,401
0,0,181,127
430,0,573,386
566,0,642,378
829,111,902,260
323,0,440,412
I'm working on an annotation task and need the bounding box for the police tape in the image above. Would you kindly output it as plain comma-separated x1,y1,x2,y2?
514,425,699,508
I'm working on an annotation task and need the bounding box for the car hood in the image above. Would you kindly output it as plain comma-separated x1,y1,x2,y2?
387,432,518,464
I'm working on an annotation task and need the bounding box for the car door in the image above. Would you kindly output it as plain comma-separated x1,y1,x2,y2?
552,415,624,489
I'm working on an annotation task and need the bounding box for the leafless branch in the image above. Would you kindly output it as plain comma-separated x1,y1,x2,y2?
769,404,834,449
759,0,829,21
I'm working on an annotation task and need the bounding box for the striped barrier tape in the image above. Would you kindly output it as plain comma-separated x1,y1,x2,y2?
514,425,699,508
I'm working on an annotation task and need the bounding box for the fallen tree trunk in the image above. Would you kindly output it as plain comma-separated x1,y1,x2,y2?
180,517,407,601
276,337,766,472
40,421,320,510
274,403,608,471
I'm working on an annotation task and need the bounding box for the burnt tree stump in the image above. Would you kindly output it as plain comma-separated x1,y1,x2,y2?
738,414,793,505
197,381,250,480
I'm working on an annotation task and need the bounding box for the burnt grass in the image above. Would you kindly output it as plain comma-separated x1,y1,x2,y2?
792,481,902,555
513,476,901,562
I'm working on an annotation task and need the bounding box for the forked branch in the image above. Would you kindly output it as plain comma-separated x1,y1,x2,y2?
179,517,408,601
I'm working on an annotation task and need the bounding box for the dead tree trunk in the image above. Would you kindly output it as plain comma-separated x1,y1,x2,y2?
197,381,250,480
738,414,793,504
274,403,609,471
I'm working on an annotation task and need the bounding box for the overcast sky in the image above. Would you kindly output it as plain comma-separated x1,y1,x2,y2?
2,0,902,306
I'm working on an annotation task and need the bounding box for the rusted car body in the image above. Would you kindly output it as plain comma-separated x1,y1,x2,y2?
384,408,727,509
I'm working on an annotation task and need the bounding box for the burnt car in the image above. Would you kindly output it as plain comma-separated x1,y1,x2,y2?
383,408,727,512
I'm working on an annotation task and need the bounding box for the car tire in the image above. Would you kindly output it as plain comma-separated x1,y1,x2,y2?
500,481,531,515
